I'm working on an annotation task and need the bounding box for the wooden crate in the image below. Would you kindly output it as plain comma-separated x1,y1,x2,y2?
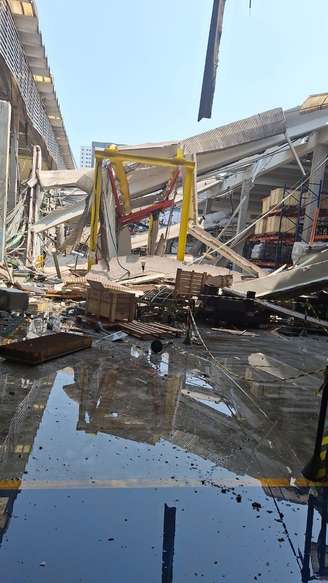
281,217,296,234
86,282,136,322
264,215,296,234
270,188,303,208
265,216,280,233
205,274,233,289
175,269,207,296
261,195,271,213
255,218,267,235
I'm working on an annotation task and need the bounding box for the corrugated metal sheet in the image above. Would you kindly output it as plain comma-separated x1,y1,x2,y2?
184,108,286,154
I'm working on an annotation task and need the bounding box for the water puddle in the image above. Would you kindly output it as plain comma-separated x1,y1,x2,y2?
182,389,235,417
0,342,324,581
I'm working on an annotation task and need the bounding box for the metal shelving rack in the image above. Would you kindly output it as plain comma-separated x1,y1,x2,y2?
247,181,328,268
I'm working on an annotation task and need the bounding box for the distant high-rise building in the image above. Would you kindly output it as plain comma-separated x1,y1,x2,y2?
80,146,92,168
91,141,112,165
80,142,122,168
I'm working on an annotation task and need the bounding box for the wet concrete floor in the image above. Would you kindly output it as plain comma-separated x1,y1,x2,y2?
0,328,327,582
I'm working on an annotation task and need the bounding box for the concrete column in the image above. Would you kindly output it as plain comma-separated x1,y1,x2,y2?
55,224,65,249
117,226,131,255
32,147,43,265
147,212,159,255
0,101,12,262
234,176,252,256
8,108,19,212
302,143,328,242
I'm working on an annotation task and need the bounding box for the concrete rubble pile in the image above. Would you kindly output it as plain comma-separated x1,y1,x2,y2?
2,93,328,359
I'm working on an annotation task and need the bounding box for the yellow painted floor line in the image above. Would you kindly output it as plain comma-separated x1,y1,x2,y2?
0,477,323,490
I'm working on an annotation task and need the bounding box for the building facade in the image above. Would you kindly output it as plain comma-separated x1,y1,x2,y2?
80,146,92,168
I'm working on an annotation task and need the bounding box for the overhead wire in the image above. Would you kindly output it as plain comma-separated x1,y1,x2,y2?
189,308,324,387
188,308,269,418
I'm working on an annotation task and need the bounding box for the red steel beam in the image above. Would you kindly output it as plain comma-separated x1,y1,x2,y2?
118,199,174,226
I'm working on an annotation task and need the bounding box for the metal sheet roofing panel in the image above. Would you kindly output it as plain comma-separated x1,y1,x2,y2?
184,108,286,154
301,93,328,113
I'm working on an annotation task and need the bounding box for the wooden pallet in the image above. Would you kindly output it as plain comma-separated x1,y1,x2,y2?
117,320,182,340
64,276,88,286
175,268,207,297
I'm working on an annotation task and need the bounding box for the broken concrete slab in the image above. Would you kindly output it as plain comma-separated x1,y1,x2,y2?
91,254,239,283
232,247,328,298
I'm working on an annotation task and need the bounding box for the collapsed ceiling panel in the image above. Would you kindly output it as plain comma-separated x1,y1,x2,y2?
185,108,286,154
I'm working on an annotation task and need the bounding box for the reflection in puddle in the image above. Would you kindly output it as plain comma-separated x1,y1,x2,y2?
185,371,213,390
182,388,235,417
0,339,327,581
147,351,169,376
248,352,319,387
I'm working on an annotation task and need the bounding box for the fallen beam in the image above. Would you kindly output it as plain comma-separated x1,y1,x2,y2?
257,298,328,329
225,287,328,329
32,200,86,234
189,224,265,277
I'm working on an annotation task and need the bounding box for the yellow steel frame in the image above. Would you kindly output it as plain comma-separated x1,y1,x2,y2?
88,159,102,270
88,146,195,269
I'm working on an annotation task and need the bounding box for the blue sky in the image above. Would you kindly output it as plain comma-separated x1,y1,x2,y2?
36,0,328,164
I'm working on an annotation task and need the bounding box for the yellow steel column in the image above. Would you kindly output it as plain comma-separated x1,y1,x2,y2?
88,160,102,270
191,153,198,222
177,166,193,262
111,160,131,213
104,145,131,213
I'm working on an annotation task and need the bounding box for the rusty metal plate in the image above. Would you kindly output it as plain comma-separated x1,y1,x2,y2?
0,332,92,365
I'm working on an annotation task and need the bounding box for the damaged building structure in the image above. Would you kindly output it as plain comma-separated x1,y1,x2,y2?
2,1,328,581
